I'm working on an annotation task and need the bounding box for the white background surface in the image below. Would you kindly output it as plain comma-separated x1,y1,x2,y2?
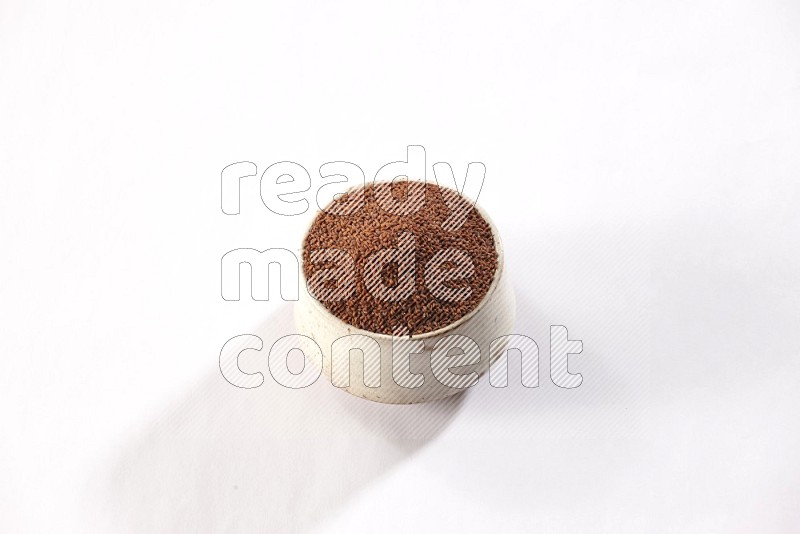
2,0,799,532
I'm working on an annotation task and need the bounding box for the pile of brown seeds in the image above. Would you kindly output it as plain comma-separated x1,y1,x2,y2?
302,181,498,335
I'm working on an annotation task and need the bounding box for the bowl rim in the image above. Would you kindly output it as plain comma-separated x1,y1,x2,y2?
298,179,506,341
